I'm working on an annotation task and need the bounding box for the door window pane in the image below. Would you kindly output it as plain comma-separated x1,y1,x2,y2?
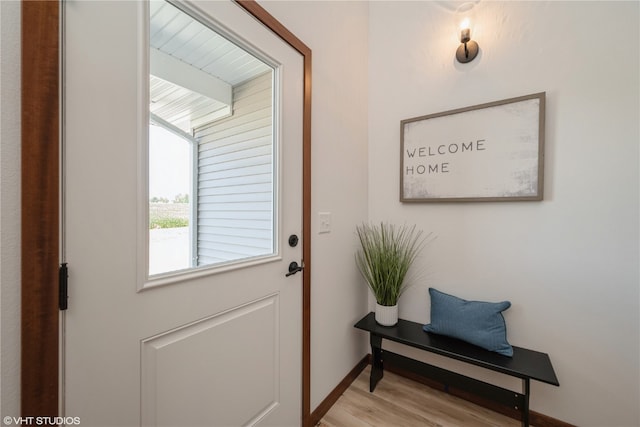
148,0,275,278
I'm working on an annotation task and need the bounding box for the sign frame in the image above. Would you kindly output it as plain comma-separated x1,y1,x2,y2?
400,93,545,202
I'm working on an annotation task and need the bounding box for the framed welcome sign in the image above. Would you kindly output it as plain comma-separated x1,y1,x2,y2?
400,93,545,202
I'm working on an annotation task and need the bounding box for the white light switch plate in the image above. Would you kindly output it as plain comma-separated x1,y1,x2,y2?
318,212,332,234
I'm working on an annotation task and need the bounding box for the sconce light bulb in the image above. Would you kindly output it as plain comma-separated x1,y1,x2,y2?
459,18,471,43
460,28,471,43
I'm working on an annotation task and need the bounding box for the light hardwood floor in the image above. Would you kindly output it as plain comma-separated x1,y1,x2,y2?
317,366,519,427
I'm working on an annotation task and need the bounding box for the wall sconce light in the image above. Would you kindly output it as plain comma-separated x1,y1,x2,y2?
456,18,479,63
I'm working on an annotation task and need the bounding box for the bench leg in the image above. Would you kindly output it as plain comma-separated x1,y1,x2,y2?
522,378,530,427
370,334,383,392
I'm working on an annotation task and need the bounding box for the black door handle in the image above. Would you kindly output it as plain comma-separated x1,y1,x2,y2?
285,261,303,277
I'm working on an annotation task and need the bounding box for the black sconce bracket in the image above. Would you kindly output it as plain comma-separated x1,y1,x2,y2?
456,40,479,63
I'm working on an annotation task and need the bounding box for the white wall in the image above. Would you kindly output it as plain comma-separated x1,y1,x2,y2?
257,0,370,411
368,1,639,426
0,0,21,419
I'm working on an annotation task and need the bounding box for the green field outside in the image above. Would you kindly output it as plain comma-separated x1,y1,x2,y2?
149,203,189,229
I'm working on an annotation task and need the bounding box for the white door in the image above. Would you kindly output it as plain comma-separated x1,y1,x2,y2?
63,1,304,426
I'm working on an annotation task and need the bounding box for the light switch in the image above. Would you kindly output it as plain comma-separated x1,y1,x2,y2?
318,212,332,234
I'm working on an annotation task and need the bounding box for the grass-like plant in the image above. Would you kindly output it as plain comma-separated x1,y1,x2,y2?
150,216,189,229
356,222,427,307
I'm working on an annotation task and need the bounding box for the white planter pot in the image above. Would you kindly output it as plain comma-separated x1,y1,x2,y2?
375,303,398,326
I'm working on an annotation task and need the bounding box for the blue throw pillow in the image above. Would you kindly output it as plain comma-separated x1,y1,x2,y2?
423,288,513,357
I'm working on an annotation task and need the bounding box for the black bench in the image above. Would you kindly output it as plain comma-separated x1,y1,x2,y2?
355,312,559,427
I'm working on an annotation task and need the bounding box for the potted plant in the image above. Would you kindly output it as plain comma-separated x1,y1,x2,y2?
355,222,427,326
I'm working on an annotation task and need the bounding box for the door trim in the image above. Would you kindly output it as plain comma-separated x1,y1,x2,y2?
20,0,60,417
20,1,313,425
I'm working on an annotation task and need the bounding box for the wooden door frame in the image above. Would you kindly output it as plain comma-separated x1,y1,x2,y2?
20,1,313,425
21,0,60,418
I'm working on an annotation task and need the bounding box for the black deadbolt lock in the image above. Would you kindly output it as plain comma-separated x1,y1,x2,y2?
288,234,299,247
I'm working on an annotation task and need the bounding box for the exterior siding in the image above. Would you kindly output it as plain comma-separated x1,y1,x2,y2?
194,72,273,265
